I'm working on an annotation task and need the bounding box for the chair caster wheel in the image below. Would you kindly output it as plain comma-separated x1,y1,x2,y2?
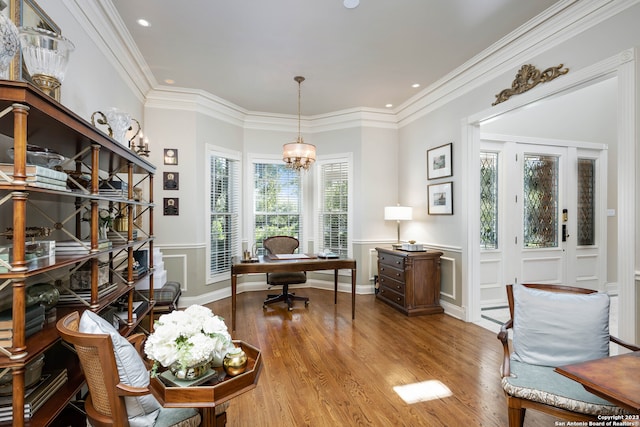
305,301,310,307
288,306,293,311
263,305,267,310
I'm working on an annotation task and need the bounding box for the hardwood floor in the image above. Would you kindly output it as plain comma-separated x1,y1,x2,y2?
205,288,559,426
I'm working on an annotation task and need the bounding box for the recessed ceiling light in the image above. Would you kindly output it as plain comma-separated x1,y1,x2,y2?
385,103,393,108
164,79,175,85
412,83,420,88
137,18,151,27
344,0,359,9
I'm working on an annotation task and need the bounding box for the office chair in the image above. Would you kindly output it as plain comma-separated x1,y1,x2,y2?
262,235,309,311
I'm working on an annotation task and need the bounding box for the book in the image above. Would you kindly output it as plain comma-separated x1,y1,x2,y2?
0,369,67,421
0,163,68,182
0,314,45,336
55,239,112,254
114,300,148,321
0,319,44,347
0,304,45,329
57,283,118,305
159,367,219,388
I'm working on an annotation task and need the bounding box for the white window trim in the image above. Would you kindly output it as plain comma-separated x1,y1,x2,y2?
206,144,242,284
314,152,354,258
246,153,309,253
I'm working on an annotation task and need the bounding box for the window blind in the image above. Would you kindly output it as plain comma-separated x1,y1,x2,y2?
317,160,349,257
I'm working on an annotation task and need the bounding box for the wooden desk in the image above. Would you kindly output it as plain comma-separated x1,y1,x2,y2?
555,351,640,413
231,255,357,332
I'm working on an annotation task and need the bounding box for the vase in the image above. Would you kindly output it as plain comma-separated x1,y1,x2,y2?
169,358,212,380
0,12,19,79
223,348,248,377
99,224,109,241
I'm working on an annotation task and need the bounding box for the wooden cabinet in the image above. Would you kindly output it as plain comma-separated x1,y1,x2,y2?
0,81,155,426
376,247,443,316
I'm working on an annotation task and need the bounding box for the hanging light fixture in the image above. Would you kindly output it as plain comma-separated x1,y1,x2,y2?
283,76,316,171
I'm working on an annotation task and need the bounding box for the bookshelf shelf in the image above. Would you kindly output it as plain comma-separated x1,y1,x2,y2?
0,81,156,426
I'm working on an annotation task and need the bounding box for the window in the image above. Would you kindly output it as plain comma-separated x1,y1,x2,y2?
207,147,241,280
316,156,352,257
480,151,498,250
577,158,595,246
253,162,302,254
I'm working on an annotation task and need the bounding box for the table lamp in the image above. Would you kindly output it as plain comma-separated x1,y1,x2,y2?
384,205,413,243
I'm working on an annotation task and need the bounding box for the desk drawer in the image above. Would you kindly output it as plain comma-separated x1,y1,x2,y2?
378,274,405,295
378,252,405,269
378,263,405,283
378,286,405,307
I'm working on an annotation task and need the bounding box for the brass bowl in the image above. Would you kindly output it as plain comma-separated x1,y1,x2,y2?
223,348,248,377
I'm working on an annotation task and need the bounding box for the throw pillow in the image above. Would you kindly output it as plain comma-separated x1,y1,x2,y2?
512,284,610,367
79,310,161,427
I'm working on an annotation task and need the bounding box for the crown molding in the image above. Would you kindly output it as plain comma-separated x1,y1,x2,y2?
77,0,639,131
396,0,640,127
63,0,154,102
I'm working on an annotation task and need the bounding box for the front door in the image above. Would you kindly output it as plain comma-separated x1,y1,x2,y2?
479,138,606,308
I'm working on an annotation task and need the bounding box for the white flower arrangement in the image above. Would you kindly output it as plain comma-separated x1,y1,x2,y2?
144,305,234,375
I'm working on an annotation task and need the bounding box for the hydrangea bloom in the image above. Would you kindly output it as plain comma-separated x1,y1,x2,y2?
144,305,234,375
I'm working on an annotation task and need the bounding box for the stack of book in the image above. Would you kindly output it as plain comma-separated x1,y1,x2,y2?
107,229,137,243
0,163,69,191
55,239,112,255
0,305,46,348
57,283,118,305
0,369,68,422
99,180,127,198
114,300,149,322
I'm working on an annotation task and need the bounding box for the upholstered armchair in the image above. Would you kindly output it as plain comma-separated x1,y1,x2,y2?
497,283,640,427
57,311,201,427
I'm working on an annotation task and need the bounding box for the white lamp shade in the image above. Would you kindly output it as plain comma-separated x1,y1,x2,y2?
384,206,412,221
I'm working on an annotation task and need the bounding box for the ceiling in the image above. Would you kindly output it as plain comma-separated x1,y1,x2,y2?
110,0,559,116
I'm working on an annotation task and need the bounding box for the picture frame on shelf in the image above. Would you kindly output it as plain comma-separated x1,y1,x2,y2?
7,0,61,99
163,172,179,190
163,197,179,216
427,143,452,180
164,149,178,165
428,181,453,215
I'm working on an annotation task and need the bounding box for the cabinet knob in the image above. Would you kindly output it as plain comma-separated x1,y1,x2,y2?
396,297,401,302
396,285,401,290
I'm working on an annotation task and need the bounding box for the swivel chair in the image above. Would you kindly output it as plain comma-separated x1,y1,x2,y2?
262,235,309,311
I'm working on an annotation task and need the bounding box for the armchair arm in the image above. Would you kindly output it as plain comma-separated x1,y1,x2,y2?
497,319,513,378
610,335,640,352
127,333,147,354
115,382,152,397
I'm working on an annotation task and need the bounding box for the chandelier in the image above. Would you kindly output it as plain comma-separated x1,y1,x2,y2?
283,76,316,171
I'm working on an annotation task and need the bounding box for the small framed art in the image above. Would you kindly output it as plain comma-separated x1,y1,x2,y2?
163,172,179,190
427,143,452,180
164,149,178,165
163,198,179,216
428,182,453,215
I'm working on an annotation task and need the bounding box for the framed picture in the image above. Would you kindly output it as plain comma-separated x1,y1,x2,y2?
428,182,453,215
164,149,178,165
163,172,179,190
7,0,61,98
163,198,179,216
427,143,453,180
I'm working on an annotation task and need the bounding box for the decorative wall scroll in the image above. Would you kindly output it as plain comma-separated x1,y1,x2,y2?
492,63,569,106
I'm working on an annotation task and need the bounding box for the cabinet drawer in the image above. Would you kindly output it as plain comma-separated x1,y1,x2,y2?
378,274,406,295
378,286,405,307
378,252,405,269
378,264,405,283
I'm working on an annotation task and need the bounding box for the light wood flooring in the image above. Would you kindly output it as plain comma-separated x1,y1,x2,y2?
205,288,559,426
